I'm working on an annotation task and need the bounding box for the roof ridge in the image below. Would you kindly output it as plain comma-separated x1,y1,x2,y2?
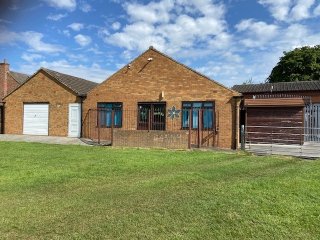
8,71,30,84
232,80,320,93
41,68,98,96
41,68,96,84
234,80,320,87
9,70,29,76
88,47,240,96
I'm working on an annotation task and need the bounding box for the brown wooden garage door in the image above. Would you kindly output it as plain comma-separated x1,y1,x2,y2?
246,107,304,144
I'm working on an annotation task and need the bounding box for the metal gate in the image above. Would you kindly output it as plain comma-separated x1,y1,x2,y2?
81,109,113,145
305,103,320,142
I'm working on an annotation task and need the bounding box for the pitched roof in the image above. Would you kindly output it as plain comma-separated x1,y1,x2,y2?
9,71,29,84
41,68,98,96
4,68,98,99
232,81,320,93
96,46,239,96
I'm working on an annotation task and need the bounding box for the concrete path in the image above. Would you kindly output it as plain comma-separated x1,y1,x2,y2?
0,134,88,146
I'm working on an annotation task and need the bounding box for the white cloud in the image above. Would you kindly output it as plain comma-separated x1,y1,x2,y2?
111,22,121,31
107,0,227,54
236,19,279,48
87,45,104,55
258,0,291,21
18,60,112,83
279,24,320,48
80,2,92,12
74,34,92,47
21,31,64,53
314,4,320,16
0,28,64,53
47,13,67,21
290,0,316,21
258,0,317,21
68,23,84,31
0,28,19,44
62,30,71,37
43,0,76,11
124,0,174,24
21,53,43,62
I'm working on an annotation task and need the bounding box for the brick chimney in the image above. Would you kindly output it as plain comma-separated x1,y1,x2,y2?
0,59,10,101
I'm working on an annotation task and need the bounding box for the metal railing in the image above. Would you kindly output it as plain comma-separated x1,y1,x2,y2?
82,108,217,149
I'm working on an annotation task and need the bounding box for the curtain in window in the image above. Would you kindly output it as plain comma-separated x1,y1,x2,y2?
182,102,214,129
97,103,122,127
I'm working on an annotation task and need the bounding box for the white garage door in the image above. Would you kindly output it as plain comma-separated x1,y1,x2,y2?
23,104,49,135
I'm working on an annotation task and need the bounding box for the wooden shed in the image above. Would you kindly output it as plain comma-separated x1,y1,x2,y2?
233,81,320,145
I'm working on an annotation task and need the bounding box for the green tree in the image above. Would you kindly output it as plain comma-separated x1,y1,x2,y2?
267,45,320,83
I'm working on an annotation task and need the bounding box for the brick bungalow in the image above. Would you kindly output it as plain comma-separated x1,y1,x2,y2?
0,60,29,133
232,81,320,144
83,47,241,149
3,68,97,137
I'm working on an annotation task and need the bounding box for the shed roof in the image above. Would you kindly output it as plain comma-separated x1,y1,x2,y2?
232,81,320,93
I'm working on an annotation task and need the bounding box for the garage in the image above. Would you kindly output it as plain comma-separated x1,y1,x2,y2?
23,104,49,135
244,98,305,144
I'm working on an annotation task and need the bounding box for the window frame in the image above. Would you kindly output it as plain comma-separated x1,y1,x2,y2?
97,102,123,128
137,102,166,130
181,101,215,130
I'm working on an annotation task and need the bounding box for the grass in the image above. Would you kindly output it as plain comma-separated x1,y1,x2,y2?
0,142,319,239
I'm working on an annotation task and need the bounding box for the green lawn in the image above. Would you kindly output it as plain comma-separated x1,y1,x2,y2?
0,142,319,239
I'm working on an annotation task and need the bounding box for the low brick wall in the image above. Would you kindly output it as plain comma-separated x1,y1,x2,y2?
113,129,189,149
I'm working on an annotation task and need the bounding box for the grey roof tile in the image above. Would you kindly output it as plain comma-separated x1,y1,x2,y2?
232,81,320,93
9,71,29,84
42,68,98,96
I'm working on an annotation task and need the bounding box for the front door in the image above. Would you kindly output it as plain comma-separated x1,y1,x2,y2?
68,103,81,137
138,103,166,130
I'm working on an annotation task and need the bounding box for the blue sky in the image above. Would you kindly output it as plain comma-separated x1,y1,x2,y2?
0,0,320,87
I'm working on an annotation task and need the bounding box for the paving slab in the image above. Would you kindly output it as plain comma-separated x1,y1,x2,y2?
0,134,88,146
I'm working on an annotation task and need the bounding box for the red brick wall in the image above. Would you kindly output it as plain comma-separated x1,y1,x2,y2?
0,105,3,133
4,70,80,136
0,62,9,101
0,63,20,101
83,48,240,149
113,129,189,149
